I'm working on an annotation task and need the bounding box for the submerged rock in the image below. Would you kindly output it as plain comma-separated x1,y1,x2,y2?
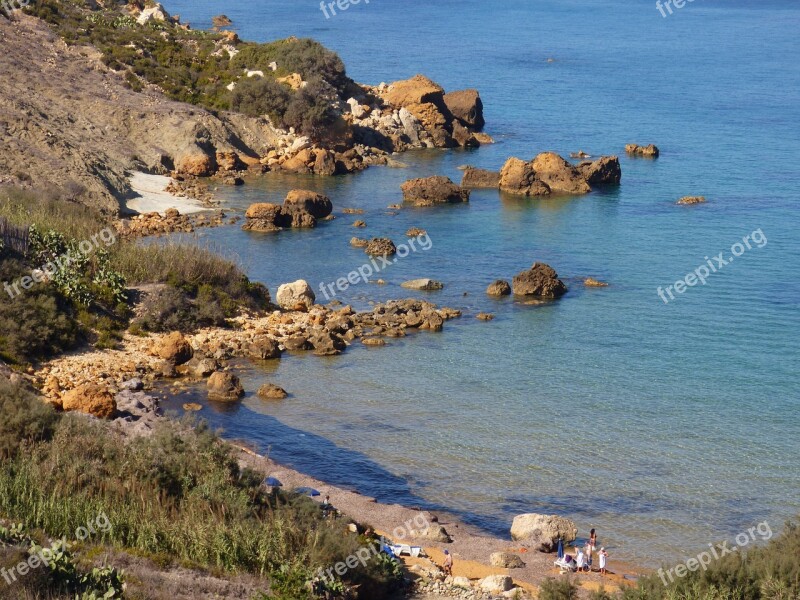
677,195,706,205
257,383,288,400
401,278,444,291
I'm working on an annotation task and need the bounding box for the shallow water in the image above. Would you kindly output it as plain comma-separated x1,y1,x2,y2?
159,0,800,566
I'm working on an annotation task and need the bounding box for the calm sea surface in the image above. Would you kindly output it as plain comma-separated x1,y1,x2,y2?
158,0,800,566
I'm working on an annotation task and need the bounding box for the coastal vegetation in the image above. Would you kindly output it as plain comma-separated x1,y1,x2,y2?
0,392,402,598
0,188,268,365
24,0,353,139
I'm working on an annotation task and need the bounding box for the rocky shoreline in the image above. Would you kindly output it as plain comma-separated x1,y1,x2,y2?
27,291,642,599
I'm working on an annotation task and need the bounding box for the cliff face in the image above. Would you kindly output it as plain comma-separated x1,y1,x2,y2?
0,15,278,214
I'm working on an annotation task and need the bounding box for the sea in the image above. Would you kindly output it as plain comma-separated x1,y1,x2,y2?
157,0,800,567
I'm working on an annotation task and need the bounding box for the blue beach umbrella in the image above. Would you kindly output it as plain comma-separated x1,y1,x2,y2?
557,538,564,559
264,476,282,487
295,486,321,497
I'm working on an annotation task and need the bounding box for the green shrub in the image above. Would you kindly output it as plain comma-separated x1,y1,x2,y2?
232,38,350,92
230,75,292,121
539,577,580,600
0,377,60,460
0,257,81,364
282,79,341,141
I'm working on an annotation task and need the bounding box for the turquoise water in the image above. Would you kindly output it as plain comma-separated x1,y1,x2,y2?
160,0,800,566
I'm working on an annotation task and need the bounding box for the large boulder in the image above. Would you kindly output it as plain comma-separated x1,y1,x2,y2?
512,262,568,299
499,158,550,196
410,524,452,543
479,575,513,594
577,155,621,186
401,176,470,206
283,190,333,219
276,280,316,311
443,89,485,130
61,384,117,419
510,513,578,551
365,238,397,256
309,331,347,356
215,151,246,172
531,152,591,195
175,144,216,176
490,552,526,568
207,371,244,402
155,332,193,365
242,202,284,232
486,280,512,296
248,336,282,360
384,74,445,108
461,167,500,188
137,2,171,25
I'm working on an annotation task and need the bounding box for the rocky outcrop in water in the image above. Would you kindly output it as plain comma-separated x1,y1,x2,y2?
401,176,470,206
576,155,621,186
499,152,620,196
242,190,333,232
677,195,706,205
625,143,660,158
512,263,568,299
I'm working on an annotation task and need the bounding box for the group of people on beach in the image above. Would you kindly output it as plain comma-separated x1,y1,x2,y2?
559,529,609,575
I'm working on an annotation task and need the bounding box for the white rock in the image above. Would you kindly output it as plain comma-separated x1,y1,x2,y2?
246,70,264,78
290,136,312,152
276,280,315,312
137,3,170,25
480,575,513,594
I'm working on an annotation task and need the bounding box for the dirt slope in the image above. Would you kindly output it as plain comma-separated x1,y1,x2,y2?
0,14,277,213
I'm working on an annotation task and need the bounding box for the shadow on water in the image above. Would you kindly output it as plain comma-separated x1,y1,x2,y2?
159,388,508,537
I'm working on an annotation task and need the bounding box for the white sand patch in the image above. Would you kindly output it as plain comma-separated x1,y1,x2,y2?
124,172,208,215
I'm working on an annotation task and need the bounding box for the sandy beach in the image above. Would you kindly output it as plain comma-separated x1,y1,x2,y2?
234,442,643,597
124,172,209,216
